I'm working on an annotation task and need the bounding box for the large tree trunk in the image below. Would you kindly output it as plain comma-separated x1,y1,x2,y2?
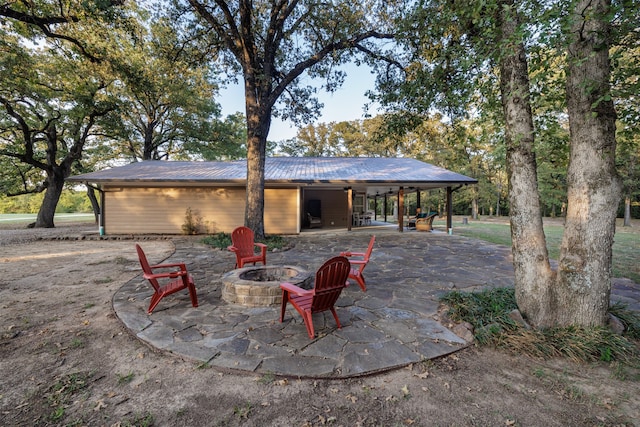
87,186,101,224
35,170,65,228
244,75,271,240
498,1,556,327
554,0,621,327
245,131,267,239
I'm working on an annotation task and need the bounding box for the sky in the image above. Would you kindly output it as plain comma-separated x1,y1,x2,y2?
218,63,381,141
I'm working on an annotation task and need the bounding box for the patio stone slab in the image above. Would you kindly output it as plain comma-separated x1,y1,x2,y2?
340,341,421,376
334,323,387,343
137,323,175,348
168,342,219,362
176,326,204,342
115,308,152,332
210,352,262,372
261,355,338,377
301,334,347,358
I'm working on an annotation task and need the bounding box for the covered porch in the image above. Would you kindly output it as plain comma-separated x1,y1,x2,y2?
301,184,468,233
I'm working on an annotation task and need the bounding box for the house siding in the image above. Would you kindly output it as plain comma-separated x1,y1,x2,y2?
103,186,299,235
264,188,300,234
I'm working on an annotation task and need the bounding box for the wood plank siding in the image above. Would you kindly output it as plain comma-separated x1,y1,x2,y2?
104,186,299,235
264,188,300,234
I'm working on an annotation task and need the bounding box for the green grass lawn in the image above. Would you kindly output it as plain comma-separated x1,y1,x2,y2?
449,218,640,283
0,213,95,227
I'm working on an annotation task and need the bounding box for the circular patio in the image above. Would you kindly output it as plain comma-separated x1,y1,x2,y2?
114,231,518,378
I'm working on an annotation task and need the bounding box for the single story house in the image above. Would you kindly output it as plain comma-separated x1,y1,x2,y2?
67,157,477,235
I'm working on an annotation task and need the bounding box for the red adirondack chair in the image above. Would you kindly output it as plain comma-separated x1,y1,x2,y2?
227,226,267,268
280,256,351,339
135,244,198,314
339,235,375,291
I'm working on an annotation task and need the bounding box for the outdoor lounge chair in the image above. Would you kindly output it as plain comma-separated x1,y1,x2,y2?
280,256,351,339
415,212,438,231
339,235,375,291
307,212,322,228
228,226,267,268
135,244,198,314
407,209,433,229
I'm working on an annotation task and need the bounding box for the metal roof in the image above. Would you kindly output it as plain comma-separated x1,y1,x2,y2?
68,157,477,191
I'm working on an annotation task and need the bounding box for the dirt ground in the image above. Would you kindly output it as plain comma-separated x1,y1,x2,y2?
1,224,639,426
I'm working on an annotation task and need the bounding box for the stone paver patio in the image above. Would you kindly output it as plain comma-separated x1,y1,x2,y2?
113,225,640,379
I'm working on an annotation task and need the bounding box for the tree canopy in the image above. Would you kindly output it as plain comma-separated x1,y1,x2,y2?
0,18,119,227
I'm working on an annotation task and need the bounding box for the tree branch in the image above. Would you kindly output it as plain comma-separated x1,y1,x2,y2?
270,31,396,108
1,4,103,62
0,5,77,26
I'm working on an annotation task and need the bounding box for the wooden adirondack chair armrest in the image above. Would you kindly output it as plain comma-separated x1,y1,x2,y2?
280,282,313,296
348,260,367,266
227,245,238,252
255,242,267,252
340,251,365,258
144,270,188,280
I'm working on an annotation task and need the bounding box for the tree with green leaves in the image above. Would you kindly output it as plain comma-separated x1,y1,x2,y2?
180,0,399,238
382,0,636,328
617,127,640,226
0,35,118,227
182,112,248,160
0,0,127,227
104,11,244,162
0,0,123,62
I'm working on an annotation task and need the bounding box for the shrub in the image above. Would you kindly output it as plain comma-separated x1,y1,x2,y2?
201,231,288,251
441,287,638,362
181,207,203,235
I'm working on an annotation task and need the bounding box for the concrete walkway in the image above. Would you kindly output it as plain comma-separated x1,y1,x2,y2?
113,226,640,379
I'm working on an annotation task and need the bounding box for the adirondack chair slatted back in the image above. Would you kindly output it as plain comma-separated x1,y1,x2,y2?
310,256,351,313
280,256,350,338
232,226,256,258
228,226,267,268
136,244,161,292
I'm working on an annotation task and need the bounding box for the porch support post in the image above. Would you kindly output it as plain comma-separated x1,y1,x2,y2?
398,187,404,232
97,184,107,236
347,187,353,231
446,186,453,233
374,196,378,221
416,189,421,212
384,194,388,222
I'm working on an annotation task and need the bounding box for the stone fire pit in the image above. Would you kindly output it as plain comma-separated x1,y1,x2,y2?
221,265,312,307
